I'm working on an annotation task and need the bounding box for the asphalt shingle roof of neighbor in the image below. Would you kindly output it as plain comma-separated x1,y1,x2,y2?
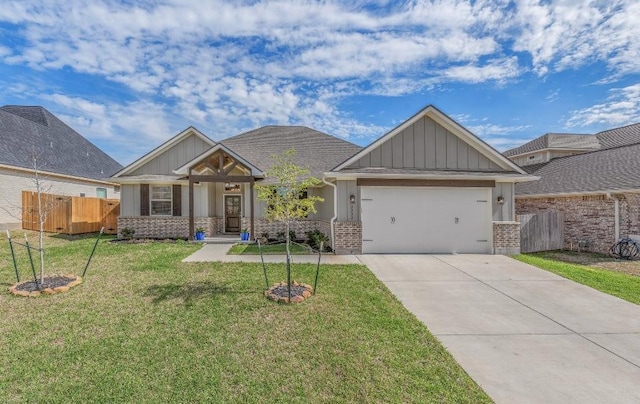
596,122,640,149
515,142,640,195
0,105,122,180
503,133,598,157
220,126,362,181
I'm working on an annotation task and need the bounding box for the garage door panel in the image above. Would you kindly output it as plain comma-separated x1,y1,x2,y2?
361,187,492,254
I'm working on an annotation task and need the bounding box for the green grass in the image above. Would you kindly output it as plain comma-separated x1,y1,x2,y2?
0,232,489,403
228,242,312,255
515,253,640,305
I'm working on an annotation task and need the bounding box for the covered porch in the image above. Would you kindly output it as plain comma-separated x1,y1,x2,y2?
173,144,263,241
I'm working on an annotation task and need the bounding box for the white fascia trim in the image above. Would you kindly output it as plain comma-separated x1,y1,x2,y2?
112,126,216,178
0,163,119,186
172,143,264,177
333,105,528,175
516,188,640,199
324,171,539,183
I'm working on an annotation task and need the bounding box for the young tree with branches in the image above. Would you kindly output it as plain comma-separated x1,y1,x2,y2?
256,149,324,298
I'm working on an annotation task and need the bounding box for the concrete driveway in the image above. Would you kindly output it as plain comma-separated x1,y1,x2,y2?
358,254,640,404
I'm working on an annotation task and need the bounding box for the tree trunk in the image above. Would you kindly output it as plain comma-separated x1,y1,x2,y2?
35,167,45,284
286,221,291,300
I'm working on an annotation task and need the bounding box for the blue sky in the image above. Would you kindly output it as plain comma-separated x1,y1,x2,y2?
1,1,640,165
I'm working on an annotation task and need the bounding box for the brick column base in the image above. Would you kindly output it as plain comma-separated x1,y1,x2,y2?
334,221,362,254
493,221,520,255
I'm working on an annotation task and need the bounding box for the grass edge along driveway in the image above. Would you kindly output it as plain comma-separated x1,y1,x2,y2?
1,235,490,403
515,253,640,305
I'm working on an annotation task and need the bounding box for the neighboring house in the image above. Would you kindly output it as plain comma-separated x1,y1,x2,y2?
505,123,640,253
0,105,123,229
112,105,534,254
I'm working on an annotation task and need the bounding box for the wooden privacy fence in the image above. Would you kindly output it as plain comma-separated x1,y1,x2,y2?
22,191,119,235
518,211,564,253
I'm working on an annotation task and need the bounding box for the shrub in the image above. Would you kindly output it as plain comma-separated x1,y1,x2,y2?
306,229,329,250
121,228,135,240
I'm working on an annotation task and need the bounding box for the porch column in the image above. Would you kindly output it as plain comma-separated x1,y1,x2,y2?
250,177,255,241
188,177,194,240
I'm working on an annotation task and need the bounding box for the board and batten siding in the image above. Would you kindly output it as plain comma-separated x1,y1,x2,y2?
131,133,212,175
336,180,360,221
349,116,506,171
492,182,514,222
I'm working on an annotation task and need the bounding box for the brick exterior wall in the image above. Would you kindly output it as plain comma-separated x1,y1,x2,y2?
118,216,331,243
493,221,521,255
334,221,362,254
516,193,640,254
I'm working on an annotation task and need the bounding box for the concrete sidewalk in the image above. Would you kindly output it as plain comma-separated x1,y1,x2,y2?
182,242,361,264
359,254,640,404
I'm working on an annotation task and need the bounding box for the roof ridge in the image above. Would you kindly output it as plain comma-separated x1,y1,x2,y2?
595,121,640,135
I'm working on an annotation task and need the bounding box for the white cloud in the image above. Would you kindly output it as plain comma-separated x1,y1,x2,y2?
566,83,640,128
1,0,639,158
513,0,640,76
41,94,175,164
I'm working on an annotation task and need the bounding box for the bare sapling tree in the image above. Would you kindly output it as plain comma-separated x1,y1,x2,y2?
256,149,323,295
4,146,62,285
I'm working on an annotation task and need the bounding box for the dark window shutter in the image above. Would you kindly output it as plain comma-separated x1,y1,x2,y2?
172,184,182,216
140,184,149,216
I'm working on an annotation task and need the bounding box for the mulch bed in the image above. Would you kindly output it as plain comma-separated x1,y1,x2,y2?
265,281,313,303
9,275,82,297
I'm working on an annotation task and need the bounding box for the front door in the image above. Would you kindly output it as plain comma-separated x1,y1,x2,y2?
225,195,241,233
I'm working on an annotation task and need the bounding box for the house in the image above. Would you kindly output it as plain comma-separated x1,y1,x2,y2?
505,123,640,253
112,105,535,254
0,105,123,229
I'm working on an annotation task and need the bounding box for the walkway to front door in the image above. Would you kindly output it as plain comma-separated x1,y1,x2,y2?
224,195,241,233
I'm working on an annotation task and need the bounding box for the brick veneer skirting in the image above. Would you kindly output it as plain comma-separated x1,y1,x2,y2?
334,221,362,254
118,216,331,242
516,193,640,254
493,221,521,255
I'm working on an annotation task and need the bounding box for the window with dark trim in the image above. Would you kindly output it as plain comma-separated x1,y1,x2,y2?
150,185,172,216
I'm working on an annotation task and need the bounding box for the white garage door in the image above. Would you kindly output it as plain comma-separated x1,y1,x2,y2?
361,187,492,254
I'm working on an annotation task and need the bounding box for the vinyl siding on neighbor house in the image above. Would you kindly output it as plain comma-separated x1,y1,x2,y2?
349,116,505,172
0,167,120,226
131,133,211,175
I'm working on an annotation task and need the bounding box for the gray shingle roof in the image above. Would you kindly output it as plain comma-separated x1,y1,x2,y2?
515,142,640,195
596,122,640,149
221,126,362,179
503,133,597,157
0,106,122,180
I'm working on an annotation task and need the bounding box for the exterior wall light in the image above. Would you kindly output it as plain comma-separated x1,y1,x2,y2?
350,194,356,204
497,196,505,205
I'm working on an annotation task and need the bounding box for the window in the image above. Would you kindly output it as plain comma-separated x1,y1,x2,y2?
96,188,107,198
151,185,172,215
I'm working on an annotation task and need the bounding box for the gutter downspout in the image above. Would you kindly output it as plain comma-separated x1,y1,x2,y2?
323,175,337,249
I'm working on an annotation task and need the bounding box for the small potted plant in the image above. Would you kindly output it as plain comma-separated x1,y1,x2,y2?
240,228,250,241
195,227,206,241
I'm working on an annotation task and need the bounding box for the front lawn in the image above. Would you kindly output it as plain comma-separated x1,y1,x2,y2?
1,232,489,402
228,242,312,255
516,253,640,305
